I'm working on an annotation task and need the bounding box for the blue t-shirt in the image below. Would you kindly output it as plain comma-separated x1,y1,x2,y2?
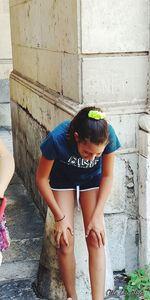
40,120,121,185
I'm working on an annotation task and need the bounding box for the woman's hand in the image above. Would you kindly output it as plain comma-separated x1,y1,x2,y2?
54,217,74,248
85,214,105,248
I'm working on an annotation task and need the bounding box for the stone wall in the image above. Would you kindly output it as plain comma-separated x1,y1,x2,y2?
9,0,149,273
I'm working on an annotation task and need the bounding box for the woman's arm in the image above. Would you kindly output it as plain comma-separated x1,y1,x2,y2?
36,156,74,247
0,138,15,198
36,155,65,221
94,152,115,216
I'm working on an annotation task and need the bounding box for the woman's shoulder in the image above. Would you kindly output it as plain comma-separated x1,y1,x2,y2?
43,120,71,146
107,123,114,133
51,120,71,136
49,120,71,144
103,123,121,154
40,120,71,159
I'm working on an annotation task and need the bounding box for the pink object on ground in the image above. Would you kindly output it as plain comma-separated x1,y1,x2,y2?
0,197,7,222
0,197,10,252
0,215,10,252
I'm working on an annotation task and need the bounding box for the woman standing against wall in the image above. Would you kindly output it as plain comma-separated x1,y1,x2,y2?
36,107,120,300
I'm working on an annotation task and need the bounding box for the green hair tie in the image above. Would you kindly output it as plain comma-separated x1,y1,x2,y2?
88,110,106,120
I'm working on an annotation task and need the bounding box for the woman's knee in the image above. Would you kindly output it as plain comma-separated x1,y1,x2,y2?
86,230,100,249
59,232,74,255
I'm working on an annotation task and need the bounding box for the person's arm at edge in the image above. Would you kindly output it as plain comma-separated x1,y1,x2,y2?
0,138,15,198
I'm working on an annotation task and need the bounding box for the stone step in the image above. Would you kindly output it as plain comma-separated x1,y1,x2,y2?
0,279,41,300
5,204,44,241
0,261,39,282
3,237,43,263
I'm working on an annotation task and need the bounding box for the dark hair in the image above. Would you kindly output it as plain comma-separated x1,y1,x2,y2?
67,106,109,145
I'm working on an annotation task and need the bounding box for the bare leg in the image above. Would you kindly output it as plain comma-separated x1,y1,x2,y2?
80,189,105,300
53,190,77,300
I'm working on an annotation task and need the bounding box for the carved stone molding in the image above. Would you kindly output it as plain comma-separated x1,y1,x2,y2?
10,71,147,116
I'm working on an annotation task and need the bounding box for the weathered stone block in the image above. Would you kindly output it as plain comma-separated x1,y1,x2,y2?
105,214,139,272
105,214,128,271
40,0,78,53
0,279,39,299
12,45,38,81
139,217,150,267
122,153,138,216
9,6,20,45
10,1,41,48
10,0,78,53
125,218,138,272
108,114,139,149
105,153,138,217
106,214,138,272
62,53,80,102
81,0,149,53
37,49,61,93
139,130,150,158
82,55,148,103
0,261,39,281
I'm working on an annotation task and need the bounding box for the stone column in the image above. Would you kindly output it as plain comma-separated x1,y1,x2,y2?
138,115,150,267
